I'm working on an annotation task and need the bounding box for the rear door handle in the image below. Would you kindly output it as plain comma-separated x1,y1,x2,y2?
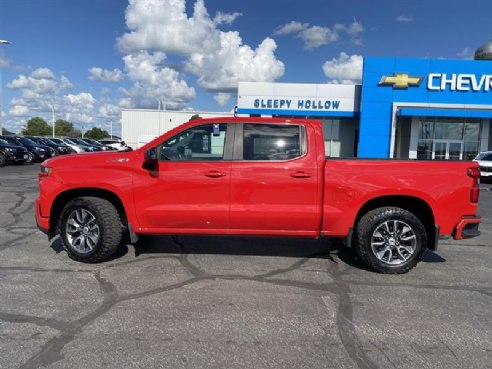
290,171,311,178
205,170,226,178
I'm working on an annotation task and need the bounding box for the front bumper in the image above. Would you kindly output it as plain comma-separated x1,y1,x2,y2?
35,197,50,236
5,151,28,162
453,216,481,240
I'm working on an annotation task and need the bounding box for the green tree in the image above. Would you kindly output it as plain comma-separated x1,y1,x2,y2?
53,119,79,137
1,127,15,135
21,117,52,136
85,127,110,140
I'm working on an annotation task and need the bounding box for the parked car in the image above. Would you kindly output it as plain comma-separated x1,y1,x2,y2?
69,138,102,152
49,138,86,153
0,135,56,163
25,136,75,155
80,138,116,151
473,151,492,178
0,138,29,166
99,139,132,151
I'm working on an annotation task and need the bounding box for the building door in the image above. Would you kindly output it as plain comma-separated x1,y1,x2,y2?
432,140,463,160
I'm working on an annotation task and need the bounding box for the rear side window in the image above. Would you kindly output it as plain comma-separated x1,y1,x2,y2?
243,124,305,161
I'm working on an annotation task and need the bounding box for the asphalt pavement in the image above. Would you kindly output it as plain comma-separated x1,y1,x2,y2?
0,163,491,369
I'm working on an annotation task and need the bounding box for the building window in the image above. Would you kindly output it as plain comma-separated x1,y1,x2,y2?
417,117,481,160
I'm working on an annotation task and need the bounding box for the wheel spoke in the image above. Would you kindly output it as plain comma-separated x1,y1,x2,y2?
65,208,100,254
371,218,417,266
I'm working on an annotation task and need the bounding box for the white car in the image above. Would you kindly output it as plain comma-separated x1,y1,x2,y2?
99,139,131,152
473,151,492,177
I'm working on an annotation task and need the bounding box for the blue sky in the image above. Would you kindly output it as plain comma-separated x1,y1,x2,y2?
1,0,491,135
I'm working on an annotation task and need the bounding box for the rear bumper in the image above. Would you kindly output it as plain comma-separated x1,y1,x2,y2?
453,216,481,240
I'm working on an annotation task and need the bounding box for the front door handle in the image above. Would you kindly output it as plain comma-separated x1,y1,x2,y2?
205,170,226,178
290,171,311,178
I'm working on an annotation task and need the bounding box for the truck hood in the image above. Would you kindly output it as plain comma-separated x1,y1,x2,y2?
42,150,137,168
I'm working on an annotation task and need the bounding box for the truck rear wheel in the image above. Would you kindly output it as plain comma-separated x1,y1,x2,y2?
354,207,427,274
59,197,122,263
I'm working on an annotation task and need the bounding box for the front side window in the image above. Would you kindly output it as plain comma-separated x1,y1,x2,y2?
243,124,304,161
159,123,227,161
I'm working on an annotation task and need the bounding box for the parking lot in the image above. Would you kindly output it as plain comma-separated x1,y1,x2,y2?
0,163,491,369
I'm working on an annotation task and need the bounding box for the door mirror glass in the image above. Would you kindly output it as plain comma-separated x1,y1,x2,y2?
145,147,158,161
143,147,158,170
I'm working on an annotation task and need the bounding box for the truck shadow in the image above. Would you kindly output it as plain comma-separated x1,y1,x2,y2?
130,235,446,270
50,235,445,271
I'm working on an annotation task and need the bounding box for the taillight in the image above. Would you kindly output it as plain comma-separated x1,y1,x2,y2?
467,166,480,203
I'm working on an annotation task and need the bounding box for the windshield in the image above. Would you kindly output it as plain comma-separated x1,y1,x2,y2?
2,136,20,145
71,138,89,145
50,138,64,144
18,137,37,145
0,138,8,144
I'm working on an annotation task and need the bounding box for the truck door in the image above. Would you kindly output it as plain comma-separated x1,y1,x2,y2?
133,122,233,232
229,123,322,236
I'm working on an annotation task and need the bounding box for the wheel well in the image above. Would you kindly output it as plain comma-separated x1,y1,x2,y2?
355,196,437,250
50,188,127,234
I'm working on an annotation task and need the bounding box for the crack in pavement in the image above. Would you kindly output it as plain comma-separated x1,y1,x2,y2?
0,231,38,252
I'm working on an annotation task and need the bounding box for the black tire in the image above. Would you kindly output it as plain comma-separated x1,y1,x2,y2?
25,152,34,163
59,197,123,263
354,207,427,274
0,153,6,167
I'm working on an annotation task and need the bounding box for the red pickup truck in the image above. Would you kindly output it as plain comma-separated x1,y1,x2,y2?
35,117,481,273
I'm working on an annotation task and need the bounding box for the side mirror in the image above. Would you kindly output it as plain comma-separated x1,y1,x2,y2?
144,147,158,161
143,147,158,170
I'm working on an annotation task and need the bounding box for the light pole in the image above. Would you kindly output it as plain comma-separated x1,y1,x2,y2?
50,104,55,137
0,39,11,135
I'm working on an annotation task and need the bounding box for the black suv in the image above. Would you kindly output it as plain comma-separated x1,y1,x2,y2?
0,138,29,167
25,136,75,155
0,135,57,163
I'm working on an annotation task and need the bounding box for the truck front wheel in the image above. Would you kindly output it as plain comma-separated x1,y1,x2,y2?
59,197,122,263
354,207,427,274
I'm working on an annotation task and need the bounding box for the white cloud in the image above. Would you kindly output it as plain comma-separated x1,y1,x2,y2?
186,35,284,91
0,57,9,68
396,15,413,23
31,68,55,80
274,21,308,36
98,103,120,119
213,11,242,25
300,26,338,49
457,47,473,59
117,0,284,101
89,67,124,82
4,67,101,127
322,52,363,84
274,20,364,49
7,68,67,96
9,105,30,117
122,51,196,108
64,92,95,106
213,92,231,106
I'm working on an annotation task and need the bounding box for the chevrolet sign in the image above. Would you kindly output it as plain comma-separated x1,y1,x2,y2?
379,73,423,89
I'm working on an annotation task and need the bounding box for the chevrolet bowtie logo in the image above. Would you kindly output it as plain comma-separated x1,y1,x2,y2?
379,73,423,89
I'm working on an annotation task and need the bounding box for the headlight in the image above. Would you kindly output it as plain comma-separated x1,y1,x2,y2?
39,166,52,178
4,147,13,152
34,147,46,152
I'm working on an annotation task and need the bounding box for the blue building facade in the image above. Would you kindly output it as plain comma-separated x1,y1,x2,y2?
359,57,492,159
237,57,492,160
